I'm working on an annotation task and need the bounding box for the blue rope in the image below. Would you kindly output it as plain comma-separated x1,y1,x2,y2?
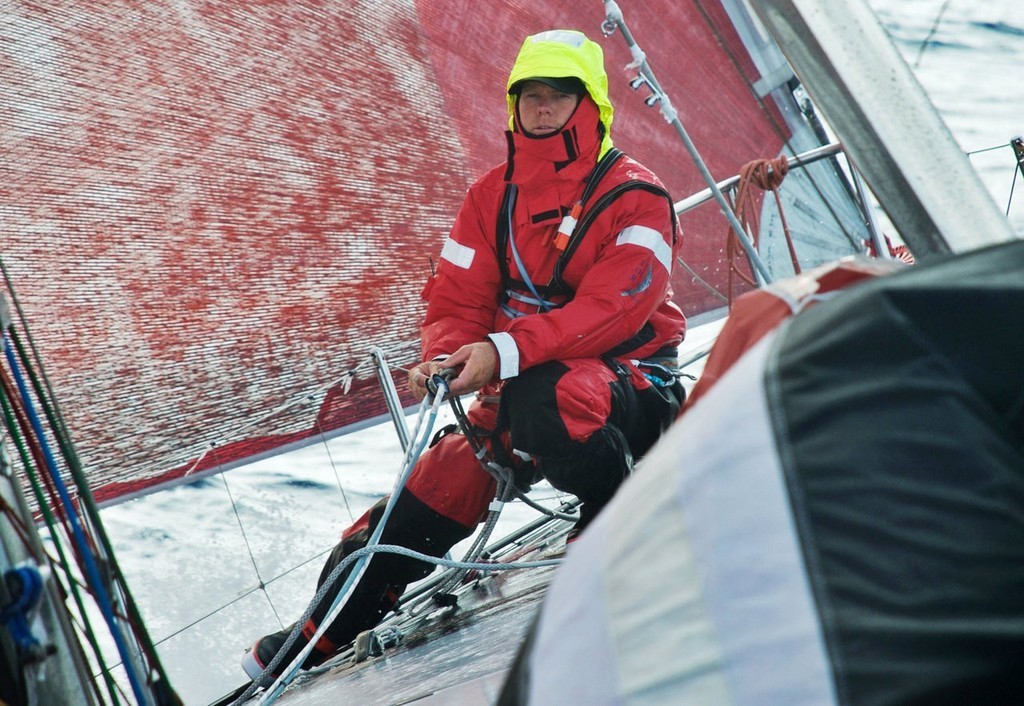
2,333,150,703
505,185,555,313
636,360,678,388
641,371,671,387
500,289,558,319
0,565,47,661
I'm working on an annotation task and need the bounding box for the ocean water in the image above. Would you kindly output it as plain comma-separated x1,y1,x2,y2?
89,3,1024,704
869,0,1024,235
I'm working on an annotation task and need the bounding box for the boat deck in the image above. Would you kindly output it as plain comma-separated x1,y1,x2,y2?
277,561,555,704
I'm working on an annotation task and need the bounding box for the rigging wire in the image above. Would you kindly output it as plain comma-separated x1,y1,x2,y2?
896,2,1023,223
2,269,181,704
99,547,334,678
1007,163,1020,218
202,401,364,639
3,333,151,704
966,137,1024,219
686,0,868,253
966,142,1014,157
897,2,1022,223
676,257,730,304
311,407,357,525
913,0,955,68
0,373,120,704
194,390,369,642
217,466,286,630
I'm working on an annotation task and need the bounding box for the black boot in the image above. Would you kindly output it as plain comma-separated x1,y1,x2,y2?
242,490,473,679
241,621,331,681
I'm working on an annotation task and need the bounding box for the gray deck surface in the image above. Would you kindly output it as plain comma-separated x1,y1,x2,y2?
274,562,556,705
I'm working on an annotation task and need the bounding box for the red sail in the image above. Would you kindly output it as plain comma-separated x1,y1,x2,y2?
0,1,838,503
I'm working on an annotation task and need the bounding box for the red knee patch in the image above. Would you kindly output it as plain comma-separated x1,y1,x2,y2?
405,433,497,528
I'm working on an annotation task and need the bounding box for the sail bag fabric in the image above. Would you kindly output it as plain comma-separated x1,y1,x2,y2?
501,239,1024,704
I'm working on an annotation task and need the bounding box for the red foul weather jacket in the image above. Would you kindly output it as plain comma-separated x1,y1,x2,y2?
419,97,686,388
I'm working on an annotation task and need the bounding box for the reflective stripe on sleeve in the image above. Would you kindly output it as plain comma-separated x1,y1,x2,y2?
487,332,520,379
616,225,672,273
440,238,476,269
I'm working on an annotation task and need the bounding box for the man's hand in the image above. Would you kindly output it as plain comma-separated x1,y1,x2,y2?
407,341,498,401
444,341,498,396
408,360,444,401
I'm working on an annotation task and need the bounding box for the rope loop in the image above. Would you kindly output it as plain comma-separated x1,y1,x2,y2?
725,155,798,304
741,156,789,191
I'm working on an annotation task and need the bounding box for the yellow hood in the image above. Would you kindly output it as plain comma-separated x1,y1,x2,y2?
506,30,615,157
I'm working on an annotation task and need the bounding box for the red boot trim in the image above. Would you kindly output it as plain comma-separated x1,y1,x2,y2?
302,619,339,657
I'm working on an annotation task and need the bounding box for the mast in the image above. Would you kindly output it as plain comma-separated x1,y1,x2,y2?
748,0,1018,257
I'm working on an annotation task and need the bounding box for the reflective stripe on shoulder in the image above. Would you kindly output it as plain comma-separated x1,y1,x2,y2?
440,238,475,270
616,225,672,273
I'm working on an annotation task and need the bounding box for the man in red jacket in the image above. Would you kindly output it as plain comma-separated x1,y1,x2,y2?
243,28,686,680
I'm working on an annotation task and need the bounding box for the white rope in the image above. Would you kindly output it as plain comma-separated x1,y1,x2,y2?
230,372,573,704
240,380,449,704
233,530,561,704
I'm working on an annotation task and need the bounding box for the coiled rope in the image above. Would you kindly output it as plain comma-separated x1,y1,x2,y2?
726,156,794,305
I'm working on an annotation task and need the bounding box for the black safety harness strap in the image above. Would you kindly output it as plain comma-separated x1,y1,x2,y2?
495,148,624,297
494,149,679,361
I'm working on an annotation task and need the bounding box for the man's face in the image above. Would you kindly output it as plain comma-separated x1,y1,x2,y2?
517,80,581,136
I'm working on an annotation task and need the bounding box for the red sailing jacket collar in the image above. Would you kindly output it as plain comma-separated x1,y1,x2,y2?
504,97,603,186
